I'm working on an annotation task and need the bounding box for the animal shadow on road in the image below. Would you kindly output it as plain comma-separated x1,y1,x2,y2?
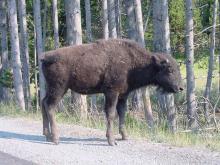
0,131,108,146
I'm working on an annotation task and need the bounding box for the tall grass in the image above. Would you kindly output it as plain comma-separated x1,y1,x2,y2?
0,97,220,151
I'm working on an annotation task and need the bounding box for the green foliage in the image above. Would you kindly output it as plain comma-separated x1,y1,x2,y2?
0,69,13,88
169,0,185,52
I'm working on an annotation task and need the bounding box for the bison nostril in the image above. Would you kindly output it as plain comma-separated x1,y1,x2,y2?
179,87,184,91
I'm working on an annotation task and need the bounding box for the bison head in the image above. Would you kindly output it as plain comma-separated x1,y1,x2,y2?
151,54,184,93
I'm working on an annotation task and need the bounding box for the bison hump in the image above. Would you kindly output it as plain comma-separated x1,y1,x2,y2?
41,55,60,65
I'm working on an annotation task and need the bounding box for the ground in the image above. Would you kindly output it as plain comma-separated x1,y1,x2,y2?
0,117,219,165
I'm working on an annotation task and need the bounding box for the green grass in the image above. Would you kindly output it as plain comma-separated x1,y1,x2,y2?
1,102,220,151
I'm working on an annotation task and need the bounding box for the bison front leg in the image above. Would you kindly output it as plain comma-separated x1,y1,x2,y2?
104,91,119,146
117,96,128,140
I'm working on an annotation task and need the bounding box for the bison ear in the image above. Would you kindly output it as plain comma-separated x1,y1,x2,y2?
151,55,160,65
151,55,170,69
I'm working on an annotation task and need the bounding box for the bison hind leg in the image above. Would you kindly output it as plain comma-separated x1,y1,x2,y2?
42,86,67,144
42,96,51,141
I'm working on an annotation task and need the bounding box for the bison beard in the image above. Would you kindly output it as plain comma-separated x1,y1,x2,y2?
41,39,183,146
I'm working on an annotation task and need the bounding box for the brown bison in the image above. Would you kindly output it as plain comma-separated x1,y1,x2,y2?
41,39,183,146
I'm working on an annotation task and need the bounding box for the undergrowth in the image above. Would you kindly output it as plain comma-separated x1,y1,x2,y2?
0,102,220,151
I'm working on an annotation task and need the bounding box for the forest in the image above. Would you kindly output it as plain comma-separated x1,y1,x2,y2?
0,0,220,147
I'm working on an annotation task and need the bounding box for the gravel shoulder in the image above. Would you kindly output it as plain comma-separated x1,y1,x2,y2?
0,117,219,165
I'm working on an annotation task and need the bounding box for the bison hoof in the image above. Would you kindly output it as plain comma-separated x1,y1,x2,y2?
107,137,117,146
45,135,52,142
119,130,128,140
51,137,59,145
122,135,128,140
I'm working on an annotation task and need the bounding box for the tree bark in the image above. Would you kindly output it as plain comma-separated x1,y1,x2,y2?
115,0,121,37
125,0,142,112
204,0,218,122
125,0,137,40
33,0,46,104
85,0,96,111
133,0,154,128
185,0,198,129
85,0,92,42
18,0,31,110
152,0,176,132
65,0,88,119
7,0,25,110
0,0,9,102
42,0,48,51
102,0,109,39
52,0,59,49
108,0,117,38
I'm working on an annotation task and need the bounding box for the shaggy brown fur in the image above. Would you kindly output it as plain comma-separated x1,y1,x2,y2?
41,39,183,145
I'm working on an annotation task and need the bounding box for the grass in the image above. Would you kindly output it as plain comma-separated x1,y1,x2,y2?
1,102,220,151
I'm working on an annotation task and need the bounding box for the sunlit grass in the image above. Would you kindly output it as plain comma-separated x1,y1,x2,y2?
0,102,220,151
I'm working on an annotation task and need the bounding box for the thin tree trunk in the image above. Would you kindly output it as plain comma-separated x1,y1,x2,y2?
115,0,121,37
102,0,109,39
152,0,176,132
0,0,9,102
125,0,143,114
108,0,117,38
185,0,198,129
204,0,218,122
85,0,92,42
42,0,48,51
65,0,88,119
18,0,31,110
53,0,59,49
218,0,220,93
125,0,137,40
34,26,39,112
144,0,152,33
134,0,154,128
7,0,25,111
85,0,96,111
33,0,46,104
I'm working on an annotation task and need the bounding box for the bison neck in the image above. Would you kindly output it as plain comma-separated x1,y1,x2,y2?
128,63,157,91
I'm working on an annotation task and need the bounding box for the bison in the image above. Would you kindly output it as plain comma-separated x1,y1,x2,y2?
41,39,183,146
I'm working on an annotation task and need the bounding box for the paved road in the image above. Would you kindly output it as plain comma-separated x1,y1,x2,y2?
0,117,219,165
0,151,35,165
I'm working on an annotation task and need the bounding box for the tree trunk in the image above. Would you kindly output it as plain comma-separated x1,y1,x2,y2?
52,0,59,49
152,0,176,132
219,0,220,93
85,0,92,42
204,0,218,122
42,0,48,51
102,0,109,39
133,0,154,128
115,0,121,37
7,0,25,111
125,0,143,116
85,0,96,111
33,0,46,104
0,0,9,102
18,0,31,110
125,0,137,40
65,0,88,119
34,27,39,112
108,0,117,38
185,0,198,129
